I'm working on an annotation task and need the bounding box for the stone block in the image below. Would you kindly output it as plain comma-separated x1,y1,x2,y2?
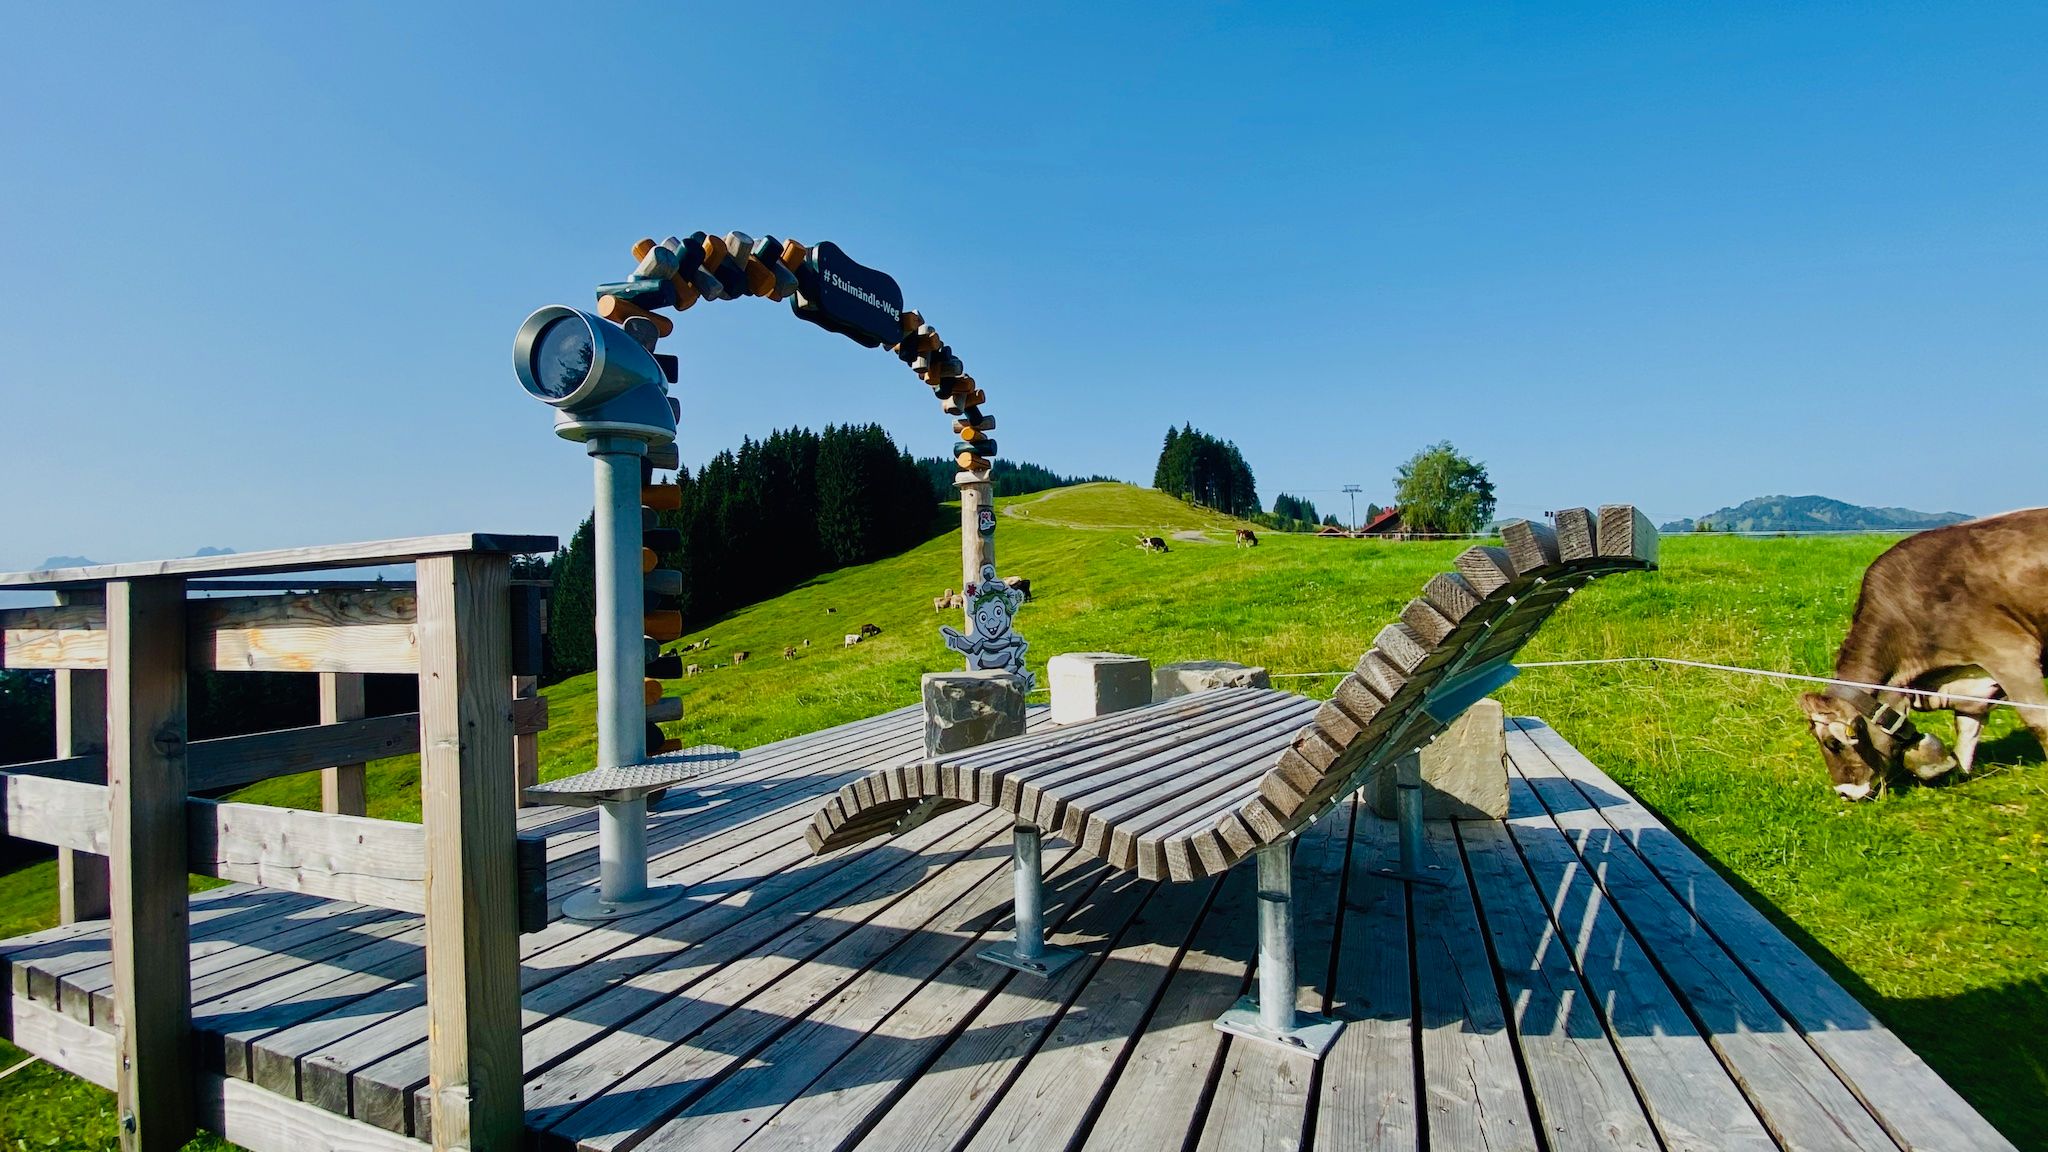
1369,698,1507,820
923,670,1026,757
1152,659,1271,701
1047,652,1153,725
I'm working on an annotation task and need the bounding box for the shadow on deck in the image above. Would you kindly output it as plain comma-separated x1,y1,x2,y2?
0,706,2017,1152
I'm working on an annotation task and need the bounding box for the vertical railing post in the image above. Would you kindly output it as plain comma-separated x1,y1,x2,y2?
417,553,522,1152
106,577,193,1151
320,671,368,816
56,589,109,923
513,674,539,805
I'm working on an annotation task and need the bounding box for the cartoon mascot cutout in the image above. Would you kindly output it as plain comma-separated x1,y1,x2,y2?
941,564,1031,688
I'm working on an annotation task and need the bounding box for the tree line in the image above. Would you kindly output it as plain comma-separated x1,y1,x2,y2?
1152,424,1260,517
913,457,1115,500
545,423,936,681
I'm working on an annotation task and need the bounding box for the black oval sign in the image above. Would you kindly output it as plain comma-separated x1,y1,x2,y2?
794,241,904,348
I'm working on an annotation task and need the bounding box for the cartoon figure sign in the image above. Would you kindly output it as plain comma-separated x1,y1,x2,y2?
940,563,1031,686
976,508,996,537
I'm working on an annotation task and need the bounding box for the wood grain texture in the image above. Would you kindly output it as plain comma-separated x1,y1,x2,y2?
321,673,368,816
56,591,111,921
107,577,196,1152
5,589,421,674
0,534,555,589
1554,507,1597,562
415,554,522,1152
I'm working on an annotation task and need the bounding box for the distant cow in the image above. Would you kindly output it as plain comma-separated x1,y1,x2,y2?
844,633,862,647
782,646,798,659
802,638,811,647
825,607,837,615
1236,528,1258,548
1798,508,2048,800
1003,575,1032,600
933,588,958,612
860,623,882,638
1137,535,1170,553
686,663,702,677
733,651,750,664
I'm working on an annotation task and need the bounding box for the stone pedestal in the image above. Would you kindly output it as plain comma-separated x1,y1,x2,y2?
1370,698,1507,820
923,671,1027,757
1152,659,1271,701
1047,652,1152,725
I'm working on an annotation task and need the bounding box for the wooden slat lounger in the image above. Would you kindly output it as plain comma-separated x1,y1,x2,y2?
809,505,1657,1055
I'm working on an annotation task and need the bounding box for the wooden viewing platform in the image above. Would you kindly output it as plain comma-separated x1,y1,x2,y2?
1,705,2010,1152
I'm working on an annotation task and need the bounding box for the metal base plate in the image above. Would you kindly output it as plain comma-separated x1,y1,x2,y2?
1214,997,1346,1059
1369,867,1451,888
978,941,1084,978
562,885,684,922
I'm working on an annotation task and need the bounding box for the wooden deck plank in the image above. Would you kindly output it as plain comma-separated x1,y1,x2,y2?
1194,803,1354,1152
1500,734,1776,1152
1517,719,2015,1152
1410,819,1539,1152
1457,816,1657,1151
533,817,1034,1151
953,872,1220,1152
1509,721,1897,1152
1312,801,1419,1152
1,705,2015,1152
1075,869,1257,1152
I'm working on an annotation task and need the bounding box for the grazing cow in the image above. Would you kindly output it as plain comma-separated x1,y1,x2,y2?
1235,528,1258,548
933,589,954,612
1137,535,1170,553
782,646,798,659
1002,575,1032,600
860,623,882,638
825,607,837,615
802,638,811,647
733,650,750,665
1798,508,2048,800
844,633,862,647
686,663,702,677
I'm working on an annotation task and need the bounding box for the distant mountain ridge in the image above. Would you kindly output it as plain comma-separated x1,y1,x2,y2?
1662,495,1970,534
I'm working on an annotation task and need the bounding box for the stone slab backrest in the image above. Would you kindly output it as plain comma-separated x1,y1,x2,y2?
1239,505,1657,842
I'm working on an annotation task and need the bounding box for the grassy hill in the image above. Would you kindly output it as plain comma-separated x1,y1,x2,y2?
2,482,2044,1147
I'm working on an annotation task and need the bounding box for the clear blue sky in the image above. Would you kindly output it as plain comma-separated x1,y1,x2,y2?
2,3,2042,570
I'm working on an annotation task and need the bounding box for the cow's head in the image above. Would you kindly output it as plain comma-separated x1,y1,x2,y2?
1797,692,1956,801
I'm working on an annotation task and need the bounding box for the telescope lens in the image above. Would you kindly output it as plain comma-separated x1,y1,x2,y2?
530,315,595,399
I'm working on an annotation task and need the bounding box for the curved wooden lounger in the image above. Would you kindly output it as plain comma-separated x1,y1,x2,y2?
807,505,1657,1054
809,505,1657,879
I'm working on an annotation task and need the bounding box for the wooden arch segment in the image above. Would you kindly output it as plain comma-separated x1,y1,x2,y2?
808,506,1657,882
596,233,999,478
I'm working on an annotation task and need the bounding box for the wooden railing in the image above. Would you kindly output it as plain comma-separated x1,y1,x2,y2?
0,533,555,1152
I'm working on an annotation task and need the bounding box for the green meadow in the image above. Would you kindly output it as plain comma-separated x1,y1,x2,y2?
2,483,2042,1148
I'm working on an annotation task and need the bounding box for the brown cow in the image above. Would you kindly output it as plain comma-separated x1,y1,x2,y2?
1235,528,1258,547
1002,575,1032,601
1798,507,2048,800
733,650,750,665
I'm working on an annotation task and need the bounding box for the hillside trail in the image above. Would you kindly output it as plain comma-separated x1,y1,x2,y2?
998,488,1230,541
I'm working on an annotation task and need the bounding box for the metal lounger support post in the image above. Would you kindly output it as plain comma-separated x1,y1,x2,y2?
1214,838,1344,1057
978,823,1083,977
1370,655,1522,888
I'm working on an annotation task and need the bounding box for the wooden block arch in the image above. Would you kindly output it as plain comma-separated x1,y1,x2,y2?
598,232,998,476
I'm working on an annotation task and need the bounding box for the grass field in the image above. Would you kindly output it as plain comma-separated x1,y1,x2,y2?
2,482,2042,1149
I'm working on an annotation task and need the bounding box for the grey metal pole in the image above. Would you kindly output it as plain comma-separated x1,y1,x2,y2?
1256,840,1297,1034
1396,754,1426,879
590,434,649,904
1012,824,1045,964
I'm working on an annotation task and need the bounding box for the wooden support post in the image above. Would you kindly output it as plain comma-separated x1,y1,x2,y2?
319,672,368,816
512,675,539,806
106,577,194,1151
955,473,994,664
56,590,109,922
416,554,522,1152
